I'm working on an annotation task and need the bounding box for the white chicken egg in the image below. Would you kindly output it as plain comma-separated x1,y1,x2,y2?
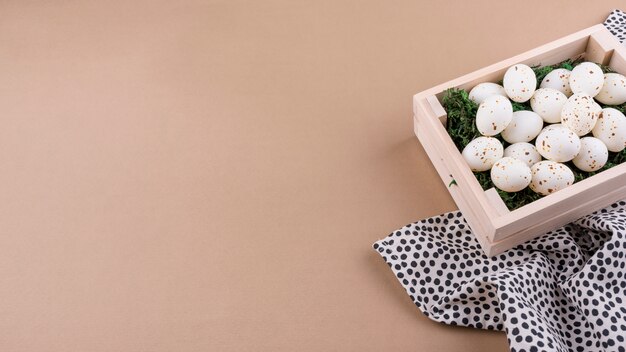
535,124,581,162
476,94,513,136
595,73,626,105
461,137,504,172
503,142,542,167
569,62,604,97
560,93,602,136
503,64,537,102
501,110,543,143
539,68,572,96
468,82,507,105
572,137,608,172
530,88,568,123
592,108,626,152
529,161,575,196
490,157,532,192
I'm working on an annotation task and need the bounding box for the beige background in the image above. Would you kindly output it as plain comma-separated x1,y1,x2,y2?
0,1,621,351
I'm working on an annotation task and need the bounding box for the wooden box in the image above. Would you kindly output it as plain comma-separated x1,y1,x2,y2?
413,24,626,256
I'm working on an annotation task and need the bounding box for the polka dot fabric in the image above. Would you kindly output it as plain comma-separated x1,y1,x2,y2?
374,201,626,351
373,12,626,352
605,9,626,42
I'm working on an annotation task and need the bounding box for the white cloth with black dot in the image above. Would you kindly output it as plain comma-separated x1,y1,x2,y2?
374,10,626,352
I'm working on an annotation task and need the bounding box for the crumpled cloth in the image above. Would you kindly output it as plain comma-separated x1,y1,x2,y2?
373,10,626,352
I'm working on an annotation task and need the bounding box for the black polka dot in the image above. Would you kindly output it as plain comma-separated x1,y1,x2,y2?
374,195,626,350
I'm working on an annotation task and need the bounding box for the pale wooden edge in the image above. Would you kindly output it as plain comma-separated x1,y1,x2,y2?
494,162,626,233
412,24,605,116
415,97,497,236
484,188,509,217
586,27,617,65
426,95,447,126
413,115,493,252
485,168,626,256
609,38,626,72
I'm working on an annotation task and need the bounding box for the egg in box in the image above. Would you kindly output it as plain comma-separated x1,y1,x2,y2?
501,111,543,143
450,60,626,203
540,68,572,96
412,25,626,255
503,142,541,167
530,88,567,123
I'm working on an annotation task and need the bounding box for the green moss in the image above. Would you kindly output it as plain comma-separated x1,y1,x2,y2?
441,59,626,210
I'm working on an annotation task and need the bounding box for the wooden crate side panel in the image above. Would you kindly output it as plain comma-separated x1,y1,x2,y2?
487,175,626,256
493,163,626,236
484,188,509,217
420,97,488,208
415,99,495,234
414,116,494,251
450,37,589,94
609,41,626,73
412,24,606,115
585,27,616,65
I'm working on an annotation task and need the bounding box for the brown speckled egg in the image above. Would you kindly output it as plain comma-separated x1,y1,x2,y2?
569,62,604,97
572,137,608,172
529,161,575,196
490,157,531,192
535,124,581,162
503,64,537,103
461,137,504,172
530,88,567,123
468,82,507,105
501,110,543,143
595,73,626,105
503,142,542,167
592,108,626,152
560,93,601,136
476,95,513,136
540,68,572,96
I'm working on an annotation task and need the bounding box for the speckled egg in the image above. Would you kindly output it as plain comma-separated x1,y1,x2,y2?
535,124,581,162
540,68,572,96
503,142,542,167
595,73,626,105
490,157,532,192
530,88,568,123
572,137,608,172
501,110,543,143
592,108,626,152
476,94,513,136
569,62,604,97
560,93,602,136
461,137,504,172
468,82,507,105
529,161,575,196
503,64,537,103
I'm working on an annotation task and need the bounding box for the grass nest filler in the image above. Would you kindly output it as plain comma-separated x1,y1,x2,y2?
442,59,626,210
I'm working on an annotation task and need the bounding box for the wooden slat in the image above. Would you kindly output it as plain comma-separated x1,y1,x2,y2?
413,115,494,252
585,27,616,65
415,97,497,238
484,188,509,217
413,24,605,116
426,95,447,127
609,40,626,73
493,162,626,237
